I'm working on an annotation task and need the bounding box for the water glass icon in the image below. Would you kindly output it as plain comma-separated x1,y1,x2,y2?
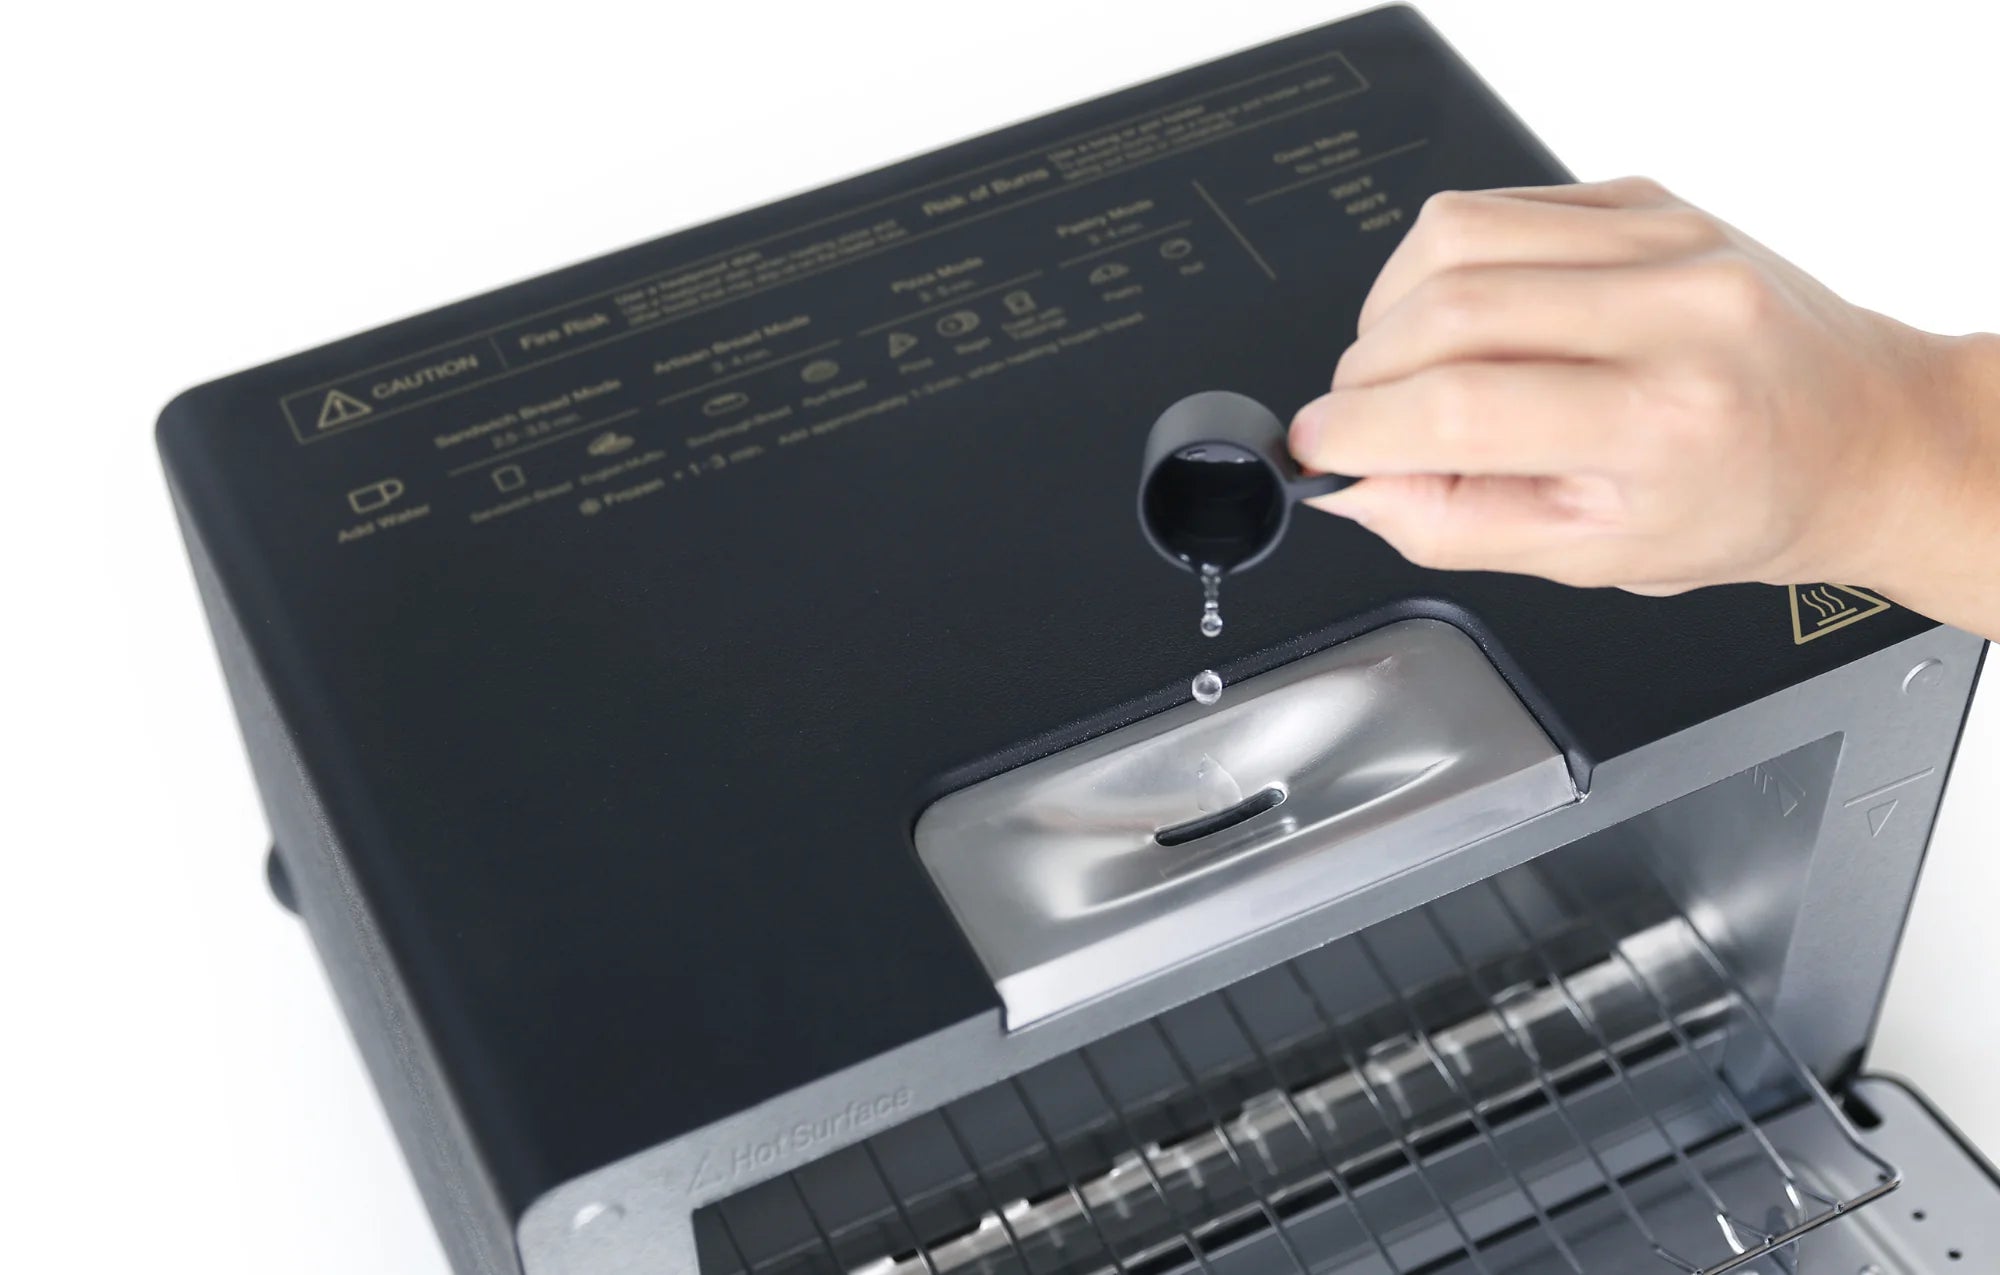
347,477,405,515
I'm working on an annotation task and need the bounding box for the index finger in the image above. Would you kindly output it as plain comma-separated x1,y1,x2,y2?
1358,178,1703,332
1290,362,1636,478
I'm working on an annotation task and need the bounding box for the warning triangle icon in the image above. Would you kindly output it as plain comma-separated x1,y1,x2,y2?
1787,584,1891,645
317,389,374,431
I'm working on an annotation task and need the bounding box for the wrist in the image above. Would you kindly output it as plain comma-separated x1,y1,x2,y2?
1850,330,2000,619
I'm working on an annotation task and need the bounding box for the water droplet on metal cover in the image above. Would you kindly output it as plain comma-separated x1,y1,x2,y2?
1192,669,1223,706
1194,753,1244,812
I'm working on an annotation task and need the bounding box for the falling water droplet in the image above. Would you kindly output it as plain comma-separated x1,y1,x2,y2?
1192,669,1224,706
1198,564,1224,638
1194,753,1244,812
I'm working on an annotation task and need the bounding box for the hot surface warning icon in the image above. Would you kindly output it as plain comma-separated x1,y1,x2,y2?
316,389,373,431
1788,583,1891,644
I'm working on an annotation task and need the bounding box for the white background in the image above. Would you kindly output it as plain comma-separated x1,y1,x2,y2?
5,2,1998,1271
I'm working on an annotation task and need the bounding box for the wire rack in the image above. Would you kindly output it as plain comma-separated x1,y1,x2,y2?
697,869,1897,1275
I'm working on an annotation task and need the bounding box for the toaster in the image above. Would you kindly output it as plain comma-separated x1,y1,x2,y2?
159,6,1996,1274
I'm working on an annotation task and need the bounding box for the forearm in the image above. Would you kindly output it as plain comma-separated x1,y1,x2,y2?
1859,332,2000,639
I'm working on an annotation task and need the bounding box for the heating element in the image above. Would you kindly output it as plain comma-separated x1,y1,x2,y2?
695,863,1893,1275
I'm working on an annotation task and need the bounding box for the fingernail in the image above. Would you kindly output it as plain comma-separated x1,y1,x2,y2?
1310,488,1372,527
1289,401,1326,458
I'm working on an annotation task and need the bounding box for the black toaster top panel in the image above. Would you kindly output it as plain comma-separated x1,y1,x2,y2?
159,4,1937,1207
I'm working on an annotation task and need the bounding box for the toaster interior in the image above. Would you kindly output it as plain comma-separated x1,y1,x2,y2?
691,734,1906,1275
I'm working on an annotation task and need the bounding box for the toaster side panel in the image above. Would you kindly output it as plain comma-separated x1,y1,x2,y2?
167,476,525,1274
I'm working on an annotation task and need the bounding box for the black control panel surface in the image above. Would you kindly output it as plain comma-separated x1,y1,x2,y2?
159,4,1936,1211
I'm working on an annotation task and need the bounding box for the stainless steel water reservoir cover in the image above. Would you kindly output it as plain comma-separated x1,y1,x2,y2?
916,618,1579,1026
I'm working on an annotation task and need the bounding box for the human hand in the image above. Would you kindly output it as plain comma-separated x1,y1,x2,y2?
1287,177,2000,631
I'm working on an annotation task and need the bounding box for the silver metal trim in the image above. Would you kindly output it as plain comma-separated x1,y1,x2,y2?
517,627,1986,1275
914,619,1577,1027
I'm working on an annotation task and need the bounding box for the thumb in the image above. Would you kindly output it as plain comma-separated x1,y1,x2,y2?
1306,475,1570,573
